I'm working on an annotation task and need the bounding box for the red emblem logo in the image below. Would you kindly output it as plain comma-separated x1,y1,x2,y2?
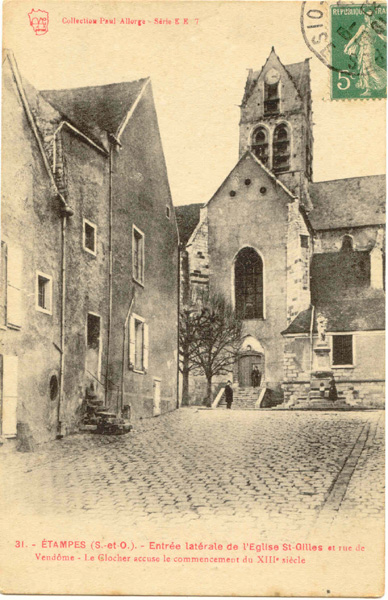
28,9,49,35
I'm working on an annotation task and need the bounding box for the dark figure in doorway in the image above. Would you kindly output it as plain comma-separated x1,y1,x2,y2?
328,377,338,402
225,381,233,409
251,365,262,387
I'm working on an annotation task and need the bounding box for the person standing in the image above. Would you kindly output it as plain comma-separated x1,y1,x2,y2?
224,380,234,409
251,367,257,388
256,367,262,387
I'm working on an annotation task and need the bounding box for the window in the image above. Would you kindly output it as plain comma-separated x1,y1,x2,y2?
341,235,353,252
251,127,269,166
87,313,100,350
235,247,264,320
332,335,353,366
166,205,171,219
132,225,145,285
273,124,290,173
5,244,23,328
300,235,309,249
36,271,52,314
129,314,149,372
264,82,280,115
49,375,59,401
83,219,97,255
134,319,144,371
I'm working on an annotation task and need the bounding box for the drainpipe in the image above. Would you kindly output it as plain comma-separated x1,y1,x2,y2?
177,245,181,409
121,296,135,413
105,142,114,407
57,208,73,438
309,304,315,374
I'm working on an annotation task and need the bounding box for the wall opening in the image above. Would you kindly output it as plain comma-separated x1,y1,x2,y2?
234,247,264,320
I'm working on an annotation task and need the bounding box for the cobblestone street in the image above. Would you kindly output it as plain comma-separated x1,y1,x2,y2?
1,409,384,536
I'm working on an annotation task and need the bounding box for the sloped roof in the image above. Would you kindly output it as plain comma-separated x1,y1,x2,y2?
285,60,311,99
41,79,148,144
175,203,202,245
309,175,386,229
283,295,385,334
242,51,310,105
310,250,371,303
283,248,385,334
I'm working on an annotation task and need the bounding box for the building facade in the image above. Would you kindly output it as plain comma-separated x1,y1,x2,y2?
177,48,385,408
1,51,179,448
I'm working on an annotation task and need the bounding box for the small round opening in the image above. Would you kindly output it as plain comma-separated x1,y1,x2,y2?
245,179,251,186
230,190,236,197
260,187,267,195
50,375,59,401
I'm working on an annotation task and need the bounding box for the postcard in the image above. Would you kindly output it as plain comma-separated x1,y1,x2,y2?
0,0,385,596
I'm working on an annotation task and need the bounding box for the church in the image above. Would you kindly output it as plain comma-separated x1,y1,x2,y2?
176,48,385,409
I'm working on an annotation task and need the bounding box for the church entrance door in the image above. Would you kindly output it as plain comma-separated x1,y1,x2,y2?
238,352,264,388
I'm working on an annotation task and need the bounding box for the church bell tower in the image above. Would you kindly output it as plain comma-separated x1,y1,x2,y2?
239,48,313,209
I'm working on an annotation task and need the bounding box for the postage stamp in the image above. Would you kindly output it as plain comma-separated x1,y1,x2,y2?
331,3,387,99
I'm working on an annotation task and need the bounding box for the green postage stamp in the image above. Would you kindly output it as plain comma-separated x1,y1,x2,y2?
331,3,387,99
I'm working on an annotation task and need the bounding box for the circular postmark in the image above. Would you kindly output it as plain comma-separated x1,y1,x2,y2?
301,1,387,99
301,2,335,69
301,1,387,73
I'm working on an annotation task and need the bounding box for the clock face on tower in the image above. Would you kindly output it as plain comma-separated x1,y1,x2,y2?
265,68,280,85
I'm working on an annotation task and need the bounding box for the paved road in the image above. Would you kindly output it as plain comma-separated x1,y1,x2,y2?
1,409,384,535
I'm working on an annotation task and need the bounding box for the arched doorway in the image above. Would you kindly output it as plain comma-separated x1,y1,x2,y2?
237,336,265,388
238,351,264,388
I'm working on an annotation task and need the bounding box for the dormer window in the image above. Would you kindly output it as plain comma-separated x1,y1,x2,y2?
341,235,353,252
251,127,269,166
273,124,290,173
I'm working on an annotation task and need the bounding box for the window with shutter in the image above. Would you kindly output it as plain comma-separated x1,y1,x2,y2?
251,127,269,166
273,124,290,173
0,242,7,327
129,314,148,373
7,245,23,328
129,315,136,368
1,354,18,437
143,323,149,371
134,319,144,370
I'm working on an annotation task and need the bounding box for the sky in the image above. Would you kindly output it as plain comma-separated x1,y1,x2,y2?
4,1,386,206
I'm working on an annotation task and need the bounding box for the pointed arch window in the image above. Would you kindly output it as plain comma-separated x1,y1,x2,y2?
273,124,290,173
251,127,269,166
235,248,264,320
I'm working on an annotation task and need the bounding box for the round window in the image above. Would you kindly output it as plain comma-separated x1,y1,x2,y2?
50,375,59,400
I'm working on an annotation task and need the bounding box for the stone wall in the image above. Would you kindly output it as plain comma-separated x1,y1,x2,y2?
207,153,290,388
1,60,63,445
185,214,209,304
239,51,313,190
286,202,311,323
282,334,385,408
315,226,385,254
109,83,179,421
60,129,110,433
